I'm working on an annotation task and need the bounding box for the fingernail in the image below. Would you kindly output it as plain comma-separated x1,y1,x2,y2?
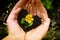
18,7,21,9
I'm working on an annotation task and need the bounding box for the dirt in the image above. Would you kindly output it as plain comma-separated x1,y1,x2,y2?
18,9,42,32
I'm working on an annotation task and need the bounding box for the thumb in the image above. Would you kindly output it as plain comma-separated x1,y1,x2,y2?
8,8,21,20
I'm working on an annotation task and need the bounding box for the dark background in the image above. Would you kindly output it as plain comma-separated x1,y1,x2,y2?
0,0,60,40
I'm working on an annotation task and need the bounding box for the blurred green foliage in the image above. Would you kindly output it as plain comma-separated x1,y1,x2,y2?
42,0,60,40
42,0,53,10
0,0,60,40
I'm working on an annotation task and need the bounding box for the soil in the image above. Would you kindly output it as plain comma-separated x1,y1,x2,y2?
18,9,42,32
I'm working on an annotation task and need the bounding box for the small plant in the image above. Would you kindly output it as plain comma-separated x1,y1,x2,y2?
21,14,34,28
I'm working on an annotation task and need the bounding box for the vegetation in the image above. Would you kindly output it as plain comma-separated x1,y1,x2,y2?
0,0,60,40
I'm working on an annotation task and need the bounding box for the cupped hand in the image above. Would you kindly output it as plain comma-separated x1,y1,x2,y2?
2,8,25,40
2,0,28,40
25,0,51,40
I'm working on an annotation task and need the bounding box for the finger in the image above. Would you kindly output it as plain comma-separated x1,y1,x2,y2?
36,5,48,21
28,4,31,13
34,7,37,16
24,0,31,9
41,13,49,22
36,4,42,18
35,0,42,18
36,0,48,17
8,8,21,20
24,3,28,9
39,5,48,18
35,0,40,7
31,0,35,15
36,0,49,20
27,0,31,12
29,4,34,15
33,0,37,16
12,0,27,11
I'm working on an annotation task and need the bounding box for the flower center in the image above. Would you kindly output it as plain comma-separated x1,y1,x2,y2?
25,14,34,23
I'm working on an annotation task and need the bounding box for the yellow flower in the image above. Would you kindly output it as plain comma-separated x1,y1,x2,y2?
25,14,34,23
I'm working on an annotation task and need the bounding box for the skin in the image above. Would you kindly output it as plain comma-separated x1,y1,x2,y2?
2,0,51,40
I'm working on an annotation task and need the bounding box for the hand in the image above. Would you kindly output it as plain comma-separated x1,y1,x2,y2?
2,8,25,40
25,0,51,40
2,0,28,40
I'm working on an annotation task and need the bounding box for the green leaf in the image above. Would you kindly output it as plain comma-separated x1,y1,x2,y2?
29,22,33,27
25,26,28,28
21,18,25,24
42,0,53,10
